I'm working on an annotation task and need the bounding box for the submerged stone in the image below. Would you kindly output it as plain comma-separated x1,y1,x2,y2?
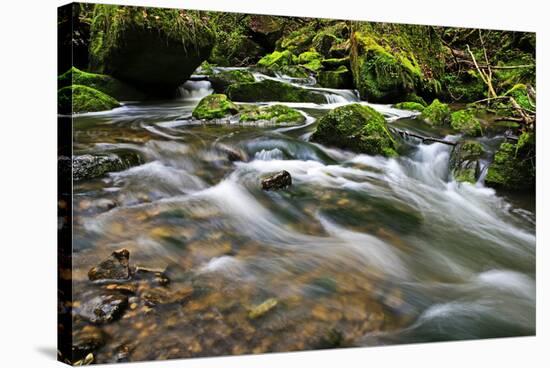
227,79,326,103
79,294,129,324
73,152,141,181
311,104,397,156
449,141,484,183
248,298,278,319
214,143,249,162
192,94,239,120
72,325,105,360
261,170,292,191
88,249,131,281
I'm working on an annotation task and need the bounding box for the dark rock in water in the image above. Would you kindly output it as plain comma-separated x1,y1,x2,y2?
79,294,128,324
314,328,344,349
261,170,292,191
72,325,106,360
89,6,215,97
450,141,484,183
215,143,249,162
227,79,326,104
73,150,142,180
88,249,131,281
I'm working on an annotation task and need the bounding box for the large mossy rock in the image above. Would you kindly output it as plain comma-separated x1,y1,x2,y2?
484,132,535,191
350,24,444,103
311,104,397,156
246,15,284,51
449,141,484,183
240,105,305,124
317,66,353,89
208,69,255,94
58,85,121,114
450,109,482,136
58,67,144,100
420,99,451,126
227,79,326,103
89,5,215,96
297,51,323,72
192,94,239,120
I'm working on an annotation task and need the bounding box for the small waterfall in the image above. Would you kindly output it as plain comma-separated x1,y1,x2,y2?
178,80,213,101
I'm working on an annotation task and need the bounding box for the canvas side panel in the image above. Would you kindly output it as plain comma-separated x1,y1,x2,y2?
57,2,75,365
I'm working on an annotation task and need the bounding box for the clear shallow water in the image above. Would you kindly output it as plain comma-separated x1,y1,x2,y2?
71,70,535,363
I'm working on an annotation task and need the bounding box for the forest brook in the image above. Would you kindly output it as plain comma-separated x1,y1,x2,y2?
58,4,536,365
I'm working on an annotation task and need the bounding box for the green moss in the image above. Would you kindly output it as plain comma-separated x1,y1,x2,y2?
322,57,350,70
227,79,326,103
311,104,397,156
484,133,535,191
449,141,484,183
505,84,534,111
317,66,353,89
393,101,425,112
297,51,323,72
58,85,121,114
420,99,450,126
58,67,144,100
258,50,298,69
240,104,305,124
450,109,483,136
277,26,316,54
192,94,239,120
209,69,255,93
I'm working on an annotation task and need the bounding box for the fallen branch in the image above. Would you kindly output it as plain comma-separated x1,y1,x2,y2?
390,127,457,146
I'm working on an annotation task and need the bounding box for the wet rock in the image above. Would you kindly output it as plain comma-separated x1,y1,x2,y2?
317,66,353,89
450,141,484,183
58,85,120,114
88,249,131,281
72,325,105,359
393,101,425,112
227,79,326,104
450,109,482,136
133,266,170,286
214,143,249,162
485,132,535,191
104,283,137,295
311,104,397,156
261,170,292,191
79,294,128,324
420,99,451,126
73,151,141,181
248,298,278,319
208,69,255,94
240,104,305,125
141,286,193,307
192,94,239,120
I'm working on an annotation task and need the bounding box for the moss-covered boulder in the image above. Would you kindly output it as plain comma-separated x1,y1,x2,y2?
192,94,239,120
484,132,535,191
311,104,397,156
350,24,444,103
313,32,339,58
58,67,144,100
420,99,451,126
321,57,351,70
277,26,316,55
317,66,353,89
393,101,426,112
227,79,326,103
258,50,298,69
240,105,305,124
89,5,215,96
208,69,255,94
450,109,482,136
58,85,121,114
449,141,484,183
246,15,284,51
297,51,323,72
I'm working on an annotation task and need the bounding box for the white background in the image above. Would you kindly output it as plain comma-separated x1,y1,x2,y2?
0,0,547,366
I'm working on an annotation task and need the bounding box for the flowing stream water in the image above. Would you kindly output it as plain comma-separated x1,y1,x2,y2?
71,69,535,362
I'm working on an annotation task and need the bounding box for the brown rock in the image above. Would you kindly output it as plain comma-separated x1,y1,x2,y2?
88,249,131,281
261,170,292,191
